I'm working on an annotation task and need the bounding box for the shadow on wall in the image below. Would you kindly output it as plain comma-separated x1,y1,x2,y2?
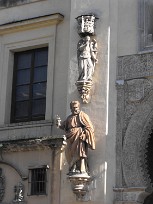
139,192,153,204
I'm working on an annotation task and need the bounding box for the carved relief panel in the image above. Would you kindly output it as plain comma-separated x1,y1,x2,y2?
115,53,153,203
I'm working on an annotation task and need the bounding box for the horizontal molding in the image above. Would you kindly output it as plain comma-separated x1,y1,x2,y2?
0,13,64,35
0,135,66,152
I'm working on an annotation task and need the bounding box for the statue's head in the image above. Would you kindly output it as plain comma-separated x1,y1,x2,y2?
84,36,90,42
70,101,80,115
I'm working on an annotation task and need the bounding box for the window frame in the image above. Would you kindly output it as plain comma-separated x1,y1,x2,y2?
0,14,63,125
28,165,49,196
11,47,48,123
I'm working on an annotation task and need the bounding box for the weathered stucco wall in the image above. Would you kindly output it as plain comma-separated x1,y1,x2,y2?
0,149,52,204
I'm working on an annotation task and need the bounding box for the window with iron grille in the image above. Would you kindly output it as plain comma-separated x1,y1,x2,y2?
11,47,48,123
29,168,47,195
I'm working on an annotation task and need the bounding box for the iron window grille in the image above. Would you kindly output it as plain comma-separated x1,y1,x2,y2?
28,166,48,196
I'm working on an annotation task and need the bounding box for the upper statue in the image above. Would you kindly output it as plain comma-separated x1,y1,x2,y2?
77,36,98,81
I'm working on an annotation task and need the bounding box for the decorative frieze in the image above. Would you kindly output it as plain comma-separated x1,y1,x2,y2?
0,135,66,152
0,120,53,142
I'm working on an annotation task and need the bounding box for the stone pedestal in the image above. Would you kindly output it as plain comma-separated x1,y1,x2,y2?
76,81,93,103
68,173,92,201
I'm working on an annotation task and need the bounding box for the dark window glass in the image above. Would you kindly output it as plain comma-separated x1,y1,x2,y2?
11,47,48,122
33,83,46,99
17,53,32,69
34,49,48,67
15,101,29,118
31,168,47,195
33,66,47,82
32,99,46,116
16,69,30,85
16,85,29,101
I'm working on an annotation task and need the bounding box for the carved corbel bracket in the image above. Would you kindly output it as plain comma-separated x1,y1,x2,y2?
68,174,92,201
76,81,93,103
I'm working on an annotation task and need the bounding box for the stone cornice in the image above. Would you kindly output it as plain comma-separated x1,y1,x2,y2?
0,13,64,35
0,135,66,152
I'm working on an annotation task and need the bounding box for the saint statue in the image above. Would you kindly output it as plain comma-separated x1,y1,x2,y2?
56,101,95,175
77,36,98,81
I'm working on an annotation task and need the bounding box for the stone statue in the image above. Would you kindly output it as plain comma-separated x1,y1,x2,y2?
13,182,24,202
56,101,95,175
77,36,98,81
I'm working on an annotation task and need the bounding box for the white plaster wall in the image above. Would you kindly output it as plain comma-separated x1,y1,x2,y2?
0,0,68,25
0,149,52,204
60,0,117,204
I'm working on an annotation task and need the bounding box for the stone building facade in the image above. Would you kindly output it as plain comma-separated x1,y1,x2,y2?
0,0,153,204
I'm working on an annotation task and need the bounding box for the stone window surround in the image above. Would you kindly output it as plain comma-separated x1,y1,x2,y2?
28,165,49,196
0,14,64,135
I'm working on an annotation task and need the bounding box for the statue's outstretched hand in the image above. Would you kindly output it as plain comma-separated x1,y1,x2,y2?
55,115,61,128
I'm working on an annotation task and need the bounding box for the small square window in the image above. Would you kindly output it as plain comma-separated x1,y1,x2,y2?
28,167,48,196
11,47,48,123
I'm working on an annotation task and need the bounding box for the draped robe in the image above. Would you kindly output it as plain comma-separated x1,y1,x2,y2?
61,111,95,170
